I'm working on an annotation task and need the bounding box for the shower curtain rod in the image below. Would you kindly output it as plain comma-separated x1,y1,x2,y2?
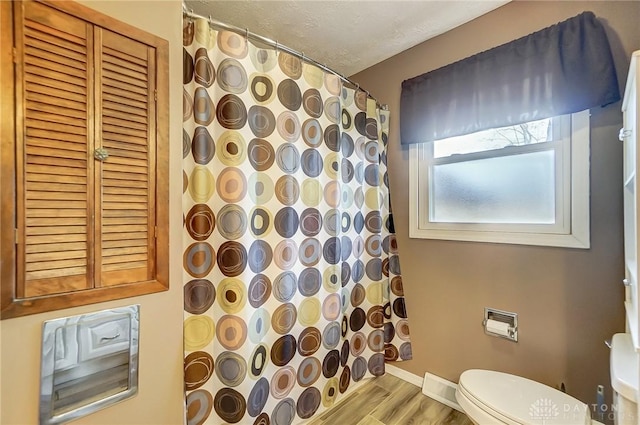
182,5,388,110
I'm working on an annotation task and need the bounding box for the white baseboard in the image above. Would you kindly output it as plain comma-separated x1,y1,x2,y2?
422,372,464,412
384,363,423,387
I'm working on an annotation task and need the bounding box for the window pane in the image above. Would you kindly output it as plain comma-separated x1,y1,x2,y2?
433,118,552,158
431,150,556,224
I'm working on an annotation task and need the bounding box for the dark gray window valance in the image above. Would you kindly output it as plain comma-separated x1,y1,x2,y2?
400,11,620,145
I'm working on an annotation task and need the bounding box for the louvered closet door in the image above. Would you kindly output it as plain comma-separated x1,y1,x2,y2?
17,1,93,297
96,28,156,287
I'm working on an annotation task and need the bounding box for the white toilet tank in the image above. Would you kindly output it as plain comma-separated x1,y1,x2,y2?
610,333,638,425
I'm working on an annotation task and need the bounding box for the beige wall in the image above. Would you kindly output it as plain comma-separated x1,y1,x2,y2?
352,1,640,407
0,1,185,424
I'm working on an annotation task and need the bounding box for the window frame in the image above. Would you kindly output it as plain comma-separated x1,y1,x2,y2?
408,110,590,248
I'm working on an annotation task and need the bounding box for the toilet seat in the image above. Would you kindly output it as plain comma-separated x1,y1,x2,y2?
457,385,520,425
457,370,590,425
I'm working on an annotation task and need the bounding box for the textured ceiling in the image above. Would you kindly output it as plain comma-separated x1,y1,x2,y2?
185,1,510,77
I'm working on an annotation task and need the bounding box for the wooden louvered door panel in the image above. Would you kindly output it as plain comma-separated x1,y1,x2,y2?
2,0,168,318
96,28,156,287
16,1,93,297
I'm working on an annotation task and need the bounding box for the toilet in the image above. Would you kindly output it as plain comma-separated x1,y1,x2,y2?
455,333,638,425
456,370,595,425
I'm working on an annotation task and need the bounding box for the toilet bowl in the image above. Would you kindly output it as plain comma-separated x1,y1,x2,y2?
456,333,639,425
456,369,598,425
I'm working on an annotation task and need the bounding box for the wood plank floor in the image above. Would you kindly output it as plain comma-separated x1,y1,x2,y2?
308,374,474,425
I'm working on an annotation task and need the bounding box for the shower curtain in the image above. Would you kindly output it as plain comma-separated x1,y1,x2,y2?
182,18,411,425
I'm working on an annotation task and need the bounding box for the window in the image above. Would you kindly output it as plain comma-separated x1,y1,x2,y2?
1,0,169,318
409,111,590,248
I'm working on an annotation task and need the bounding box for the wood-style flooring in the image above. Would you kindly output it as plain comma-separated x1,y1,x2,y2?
308,373,474,425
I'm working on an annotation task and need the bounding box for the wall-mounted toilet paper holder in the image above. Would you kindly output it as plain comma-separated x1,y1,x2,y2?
483,307,518,342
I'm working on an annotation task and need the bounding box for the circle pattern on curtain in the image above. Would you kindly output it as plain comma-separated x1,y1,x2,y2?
183,18,411,425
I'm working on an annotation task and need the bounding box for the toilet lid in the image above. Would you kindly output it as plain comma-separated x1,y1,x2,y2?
458,370,590,425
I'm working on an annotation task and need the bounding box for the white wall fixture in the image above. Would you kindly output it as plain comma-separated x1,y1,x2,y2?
620,49,640,423
483,307,518,342
39,305,140,424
